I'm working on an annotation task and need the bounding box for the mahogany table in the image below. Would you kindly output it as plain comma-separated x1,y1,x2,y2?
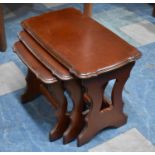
20,8,141,146
13,41,72,141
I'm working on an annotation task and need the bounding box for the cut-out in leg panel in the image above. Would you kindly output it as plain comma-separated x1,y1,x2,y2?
22,69,41,103
100,82,109,110
63,79,84,144
78,62,135,146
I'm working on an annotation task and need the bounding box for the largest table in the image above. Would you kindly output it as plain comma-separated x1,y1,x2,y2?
21,8,141,146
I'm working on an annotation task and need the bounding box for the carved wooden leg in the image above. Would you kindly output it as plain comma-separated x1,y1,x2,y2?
44,81,70,141
0,4,6,52
22,69,41,103
63,79,84,144
153,4,155,17
78,63,134,146
84,3,93,17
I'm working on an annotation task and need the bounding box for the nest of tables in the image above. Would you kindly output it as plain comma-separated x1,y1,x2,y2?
13,8,141,146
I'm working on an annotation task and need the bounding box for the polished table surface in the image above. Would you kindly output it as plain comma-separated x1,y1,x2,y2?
18,31,72,80
22,8,141,78
13,41,57,84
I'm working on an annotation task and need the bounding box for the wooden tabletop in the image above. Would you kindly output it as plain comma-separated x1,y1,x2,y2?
22,8,141,78
13,41,57,84
18,31,73,80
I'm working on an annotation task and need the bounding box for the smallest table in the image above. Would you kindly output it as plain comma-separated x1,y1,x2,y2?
21,8,141,146
13,41,72,142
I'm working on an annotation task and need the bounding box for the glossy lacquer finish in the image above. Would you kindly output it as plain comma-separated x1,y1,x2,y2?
18,31,89,143
153,4,155,17
18,31,72,80
13,41,57,84
13,42,71,141
13,7,142,146
22,8,141,78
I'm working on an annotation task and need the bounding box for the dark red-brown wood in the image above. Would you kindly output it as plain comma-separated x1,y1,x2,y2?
13,41,57,84
18,31,72,80
63,79,85,144
84,3,92,17
153,4,155,17
78,62,135,146
22,69,41,103
21,8,141,78
40,82,70,141
0,4,6,52
13,42,70,141
13,41,90,143
13,7,141,146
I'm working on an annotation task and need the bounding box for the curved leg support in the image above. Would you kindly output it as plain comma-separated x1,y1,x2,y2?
78,63,134,146
63,79,84,144
46,81,70,141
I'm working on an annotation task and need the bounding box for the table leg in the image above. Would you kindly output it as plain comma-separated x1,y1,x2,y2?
78,62,135,146
63,79,85,144
84,3,92,17
153,4,155,17
0,4,6,52
23,69,70,140
42,81,70,141
22,69,41,103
